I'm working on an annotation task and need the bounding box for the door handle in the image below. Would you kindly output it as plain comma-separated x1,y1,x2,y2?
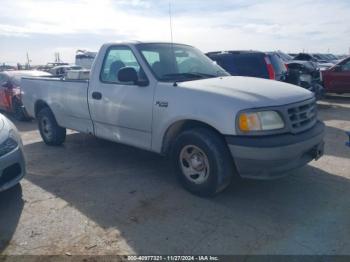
92,92,102,100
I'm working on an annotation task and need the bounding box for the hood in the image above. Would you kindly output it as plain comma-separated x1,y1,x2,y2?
178,76,314,108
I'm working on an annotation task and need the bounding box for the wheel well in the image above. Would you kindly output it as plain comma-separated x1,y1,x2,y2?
34,100,50,117
161,120,224,156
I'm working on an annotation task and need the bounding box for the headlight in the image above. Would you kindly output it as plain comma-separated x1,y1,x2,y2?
238,111,284,133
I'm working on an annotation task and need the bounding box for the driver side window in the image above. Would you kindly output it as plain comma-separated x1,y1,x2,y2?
101,46,146,84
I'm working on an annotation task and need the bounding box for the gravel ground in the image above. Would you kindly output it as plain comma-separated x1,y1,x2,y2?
0,94,350,255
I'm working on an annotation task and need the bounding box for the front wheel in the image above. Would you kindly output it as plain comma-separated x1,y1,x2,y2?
37,107,66,146
172,128,235,197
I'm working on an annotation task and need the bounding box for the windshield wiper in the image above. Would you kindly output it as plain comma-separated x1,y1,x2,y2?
161,72,217,81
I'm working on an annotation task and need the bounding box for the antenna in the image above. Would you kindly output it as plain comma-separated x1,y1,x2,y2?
168,0,177,86
168,0,174,43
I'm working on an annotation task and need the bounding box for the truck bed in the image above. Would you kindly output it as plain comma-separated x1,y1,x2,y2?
21,77,93,133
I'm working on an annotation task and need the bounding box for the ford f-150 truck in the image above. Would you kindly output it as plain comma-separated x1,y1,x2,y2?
21,42,325,196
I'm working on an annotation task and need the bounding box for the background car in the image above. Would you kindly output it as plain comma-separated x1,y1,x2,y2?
275,51,323,96
0,113,25,192
312,53,339,64
337,54,349,60
322,57,350,93
0,70,51,120
0,64,17,72
75,50,97,69
206,50,288,81
275,51,294,64
325,54,341,64
311,53,330,63
293,53,334,70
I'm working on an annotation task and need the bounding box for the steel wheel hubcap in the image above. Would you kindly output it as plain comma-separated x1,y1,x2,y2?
179,145,210,184
41,117,52,138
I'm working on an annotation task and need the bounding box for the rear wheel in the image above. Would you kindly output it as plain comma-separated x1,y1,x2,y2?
37,107,66,146
172,128,235,197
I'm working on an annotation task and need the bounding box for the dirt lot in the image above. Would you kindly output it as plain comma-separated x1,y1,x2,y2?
1,95,350,255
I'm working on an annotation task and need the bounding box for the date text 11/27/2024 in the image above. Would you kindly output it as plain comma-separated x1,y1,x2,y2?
127,256,219,261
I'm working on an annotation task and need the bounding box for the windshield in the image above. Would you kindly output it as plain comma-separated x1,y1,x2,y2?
136,43,229,82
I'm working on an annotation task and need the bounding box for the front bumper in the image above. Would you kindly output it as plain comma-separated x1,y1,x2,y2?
0,145,26,192
226,121,325,179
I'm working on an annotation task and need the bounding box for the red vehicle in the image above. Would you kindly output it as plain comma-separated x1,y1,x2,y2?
322,57,350,93
0,70,51,120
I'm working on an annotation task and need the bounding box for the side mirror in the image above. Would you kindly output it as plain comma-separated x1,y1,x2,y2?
118,67,149,87
118,67,137,83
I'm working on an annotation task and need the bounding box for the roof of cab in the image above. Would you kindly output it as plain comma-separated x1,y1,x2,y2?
102,41,193,48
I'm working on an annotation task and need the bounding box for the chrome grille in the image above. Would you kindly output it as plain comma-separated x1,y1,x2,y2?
287,99,317,133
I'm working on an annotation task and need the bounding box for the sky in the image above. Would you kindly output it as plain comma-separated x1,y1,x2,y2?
0,0,349,65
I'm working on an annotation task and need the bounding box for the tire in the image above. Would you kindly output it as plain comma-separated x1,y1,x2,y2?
12,98,29,121
172,128,235,197
37,107,66,146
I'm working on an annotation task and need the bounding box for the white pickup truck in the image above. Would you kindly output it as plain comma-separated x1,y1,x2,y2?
22,42,325,196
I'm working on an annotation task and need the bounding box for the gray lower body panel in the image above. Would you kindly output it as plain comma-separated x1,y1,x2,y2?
227,121,325,179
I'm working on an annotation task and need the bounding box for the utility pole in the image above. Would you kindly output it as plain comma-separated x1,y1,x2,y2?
26,52,31,70
54,52,61,63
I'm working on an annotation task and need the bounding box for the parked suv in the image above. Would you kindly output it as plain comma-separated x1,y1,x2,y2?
206,51,288,82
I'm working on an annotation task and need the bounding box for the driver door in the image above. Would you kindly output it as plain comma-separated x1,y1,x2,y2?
88,45,155,150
